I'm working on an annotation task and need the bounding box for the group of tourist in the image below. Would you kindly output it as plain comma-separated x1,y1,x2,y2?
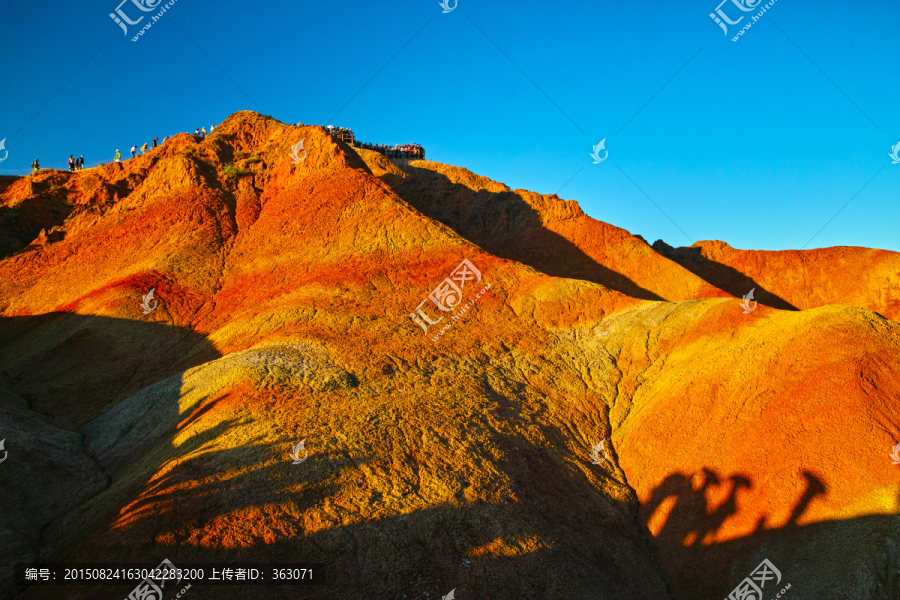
29,120,426,175
112,124,214,163
67,155,86,171
29,123,220,174
357,142,425,160
322,125,424,159
325,125,354,139
120,137,162,162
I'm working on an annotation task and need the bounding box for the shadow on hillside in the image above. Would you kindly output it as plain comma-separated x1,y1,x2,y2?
651,242,799,311
0,313,220,429
14,370,900,600
2,303,894,599
15,401,674,600
641,467,900,600
0,312,222,600
379,166,666,302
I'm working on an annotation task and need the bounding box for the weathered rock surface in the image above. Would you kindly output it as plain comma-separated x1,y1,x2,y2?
365,154,731,303
0,382,108,589
654,239,900,321
0,112,897,600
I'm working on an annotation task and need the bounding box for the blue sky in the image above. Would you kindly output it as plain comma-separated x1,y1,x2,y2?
1,0,897,252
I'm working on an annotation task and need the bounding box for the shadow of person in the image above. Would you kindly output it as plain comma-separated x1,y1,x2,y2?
695,474,752,546
787,470,827,527
644,468,727,549
641,468,836,600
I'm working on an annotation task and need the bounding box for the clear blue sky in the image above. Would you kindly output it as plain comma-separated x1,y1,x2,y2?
1,0,897,252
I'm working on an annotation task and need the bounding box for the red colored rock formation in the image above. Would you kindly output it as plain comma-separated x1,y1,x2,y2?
1,111,897,600
655,239,900,321
365,155,731,303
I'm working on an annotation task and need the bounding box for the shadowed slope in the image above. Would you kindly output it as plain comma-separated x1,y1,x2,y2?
592,299,900,599
655,239,900,321
2,112,667,600
359,153,731,303
0,376,108,579
2,111,899,600
31,344,672,600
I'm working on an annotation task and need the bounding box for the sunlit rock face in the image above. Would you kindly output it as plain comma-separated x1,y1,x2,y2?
1,111,897,600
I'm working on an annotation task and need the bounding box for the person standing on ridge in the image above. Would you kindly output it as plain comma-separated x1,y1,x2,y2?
68,155,75,172
140,142,148,155
115,150,121,162
163,136,169,144
201,126,207,138
195,127,201,136
131,145,137,158
152,137,158,148
78,154,85,170
31,159,40,174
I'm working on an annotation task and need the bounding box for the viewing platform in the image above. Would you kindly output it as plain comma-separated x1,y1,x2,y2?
327,126,425,162
333,130,355,145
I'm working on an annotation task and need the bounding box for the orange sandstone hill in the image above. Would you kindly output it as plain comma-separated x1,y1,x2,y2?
0,111,898,600
654,239,900,321
359,153,731,303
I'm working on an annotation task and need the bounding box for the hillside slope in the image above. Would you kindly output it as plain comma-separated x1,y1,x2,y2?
654,239,900,321
0,112,665,600
360,154,731,303
1,112,897,600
